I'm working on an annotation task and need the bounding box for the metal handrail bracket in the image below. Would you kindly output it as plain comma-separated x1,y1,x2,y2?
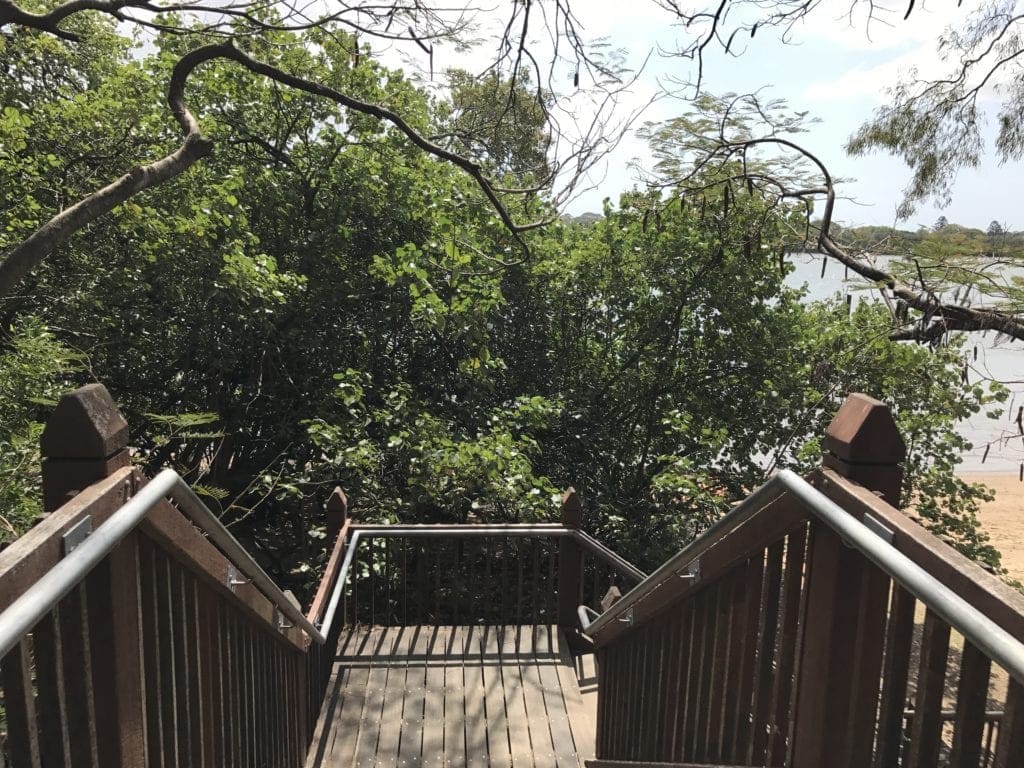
0,468,325,659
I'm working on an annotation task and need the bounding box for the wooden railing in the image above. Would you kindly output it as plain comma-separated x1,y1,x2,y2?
0,385,333,768
0,383,639,767
331,519,644,628
586,394,1024,768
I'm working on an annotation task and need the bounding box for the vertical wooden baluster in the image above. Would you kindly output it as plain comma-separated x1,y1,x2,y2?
708,569,737,763
247,623,258,766
993,677,1024,768
137,539,164,768
750,541,784,764
671,600,697,762
595,646,608,758
433,540,442,624
86,533,147,768
515,540,524,624
401,536,408,626
719,568,747,763
256,632,268,765
873,585,916,768
634,623,654,760
1,638,42,767
416,539,425,627
949,640,992,768
682,589,710,760
230,613,244,768
185,574,202,768
905,609,951,768
297,642,310,767
608,633,624,758
197,589,217,768
257,636,269,767
606,644,622,758
546,539,557,623
34,610,69,767
729,553,764,764
627,625,645,759
659,612,682,759
383,536,391,626
216,602,230,768
369,536,377,626
482,538,493,624
697,581,723,763
278,646,288,766
166,560,189,767
847,559,891,768
650,615,671,760
764,527,807,766
531,540,540,627
156,552,180,767
500,539,509,626
58,584,96,767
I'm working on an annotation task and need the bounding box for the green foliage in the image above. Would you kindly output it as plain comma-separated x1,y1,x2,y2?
0,21,1008,591
438,69,552,182
779,300,1006,570
0,319,83,541
846,4,1024,219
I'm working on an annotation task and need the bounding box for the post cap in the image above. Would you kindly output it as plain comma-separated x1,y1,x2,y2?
561,487,582,527
40,383,128,460
823,393,905,465
326,486,348,517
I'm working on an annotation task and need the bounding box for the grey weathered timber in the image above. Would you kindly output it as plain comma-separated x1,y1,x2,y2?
307,625,590,767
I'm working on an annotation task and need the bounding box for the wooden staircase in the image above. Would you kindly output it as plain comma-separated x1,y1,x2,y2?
0,386,1022,768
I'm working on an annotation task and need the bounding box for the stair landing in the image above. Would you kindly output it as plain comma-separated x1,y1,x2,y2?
306,624,594,767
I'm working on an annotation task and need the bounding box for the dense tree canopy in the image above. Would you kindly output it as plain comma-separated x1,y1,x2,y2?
0,1,1019,593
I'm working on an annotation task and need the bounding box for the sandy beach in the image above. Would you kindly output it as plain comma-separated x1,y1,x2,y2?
958,472,1024,583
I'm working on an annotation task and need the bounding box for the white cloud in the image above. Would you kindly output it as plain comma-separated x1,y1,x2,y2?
803,44,944,101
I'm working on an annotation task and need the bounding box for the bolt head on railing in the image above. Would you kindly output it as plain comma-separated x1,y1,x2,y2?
40,383,129,512
822,393,906,507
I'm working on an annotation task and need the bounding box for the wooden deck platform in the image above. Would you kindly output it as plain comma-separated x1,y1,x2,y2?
305,625,595,767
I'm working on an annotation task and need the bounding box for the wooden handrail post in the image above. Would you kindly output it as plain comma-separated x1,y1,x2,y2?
326,486,349,546
41,383,129,513
821,392,906,507
39,383,147,765
790,394,905,768
557,487,584,631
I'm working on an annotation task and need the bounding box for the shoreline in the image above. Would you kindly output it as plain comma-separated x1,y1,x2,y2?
954,472,1024,583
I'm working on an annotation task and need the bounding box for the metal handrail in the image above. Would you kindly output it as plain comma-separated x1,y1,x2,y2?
578,604,600,631
316,522,645,636
585,469,1024,686
317,524,574,635
0,468,325,659
574,530,647,583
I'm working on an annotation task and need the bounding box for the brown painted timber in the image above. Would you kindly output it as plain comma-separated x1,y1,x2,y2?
815,468,1024,644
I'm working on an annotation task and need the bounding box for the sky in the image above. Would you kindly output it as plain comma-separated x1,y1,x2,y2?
402,1,1023,230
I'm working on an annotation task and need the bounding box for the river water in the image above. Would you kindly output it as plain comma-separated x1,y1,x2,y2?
786,253,1023,473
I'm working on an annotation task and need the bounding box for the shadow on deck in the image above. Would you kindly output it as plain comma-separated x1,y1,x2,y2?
306,625,595,768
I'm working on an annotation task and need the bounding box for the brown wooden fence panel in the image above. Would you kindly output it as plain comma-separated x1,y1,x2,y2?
592,514,812,766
